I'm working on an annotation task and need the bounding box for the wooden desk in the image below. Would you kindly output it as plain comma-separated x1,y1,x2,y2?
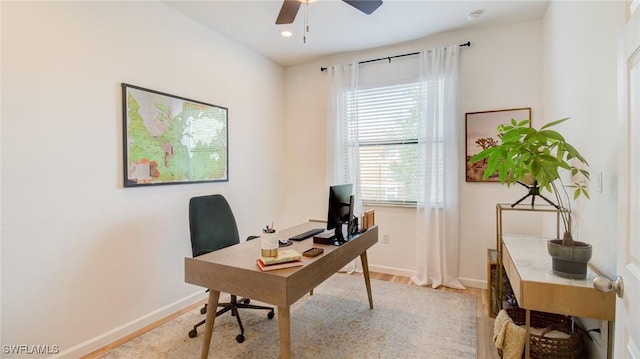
185,222,378,359
501,235,615,359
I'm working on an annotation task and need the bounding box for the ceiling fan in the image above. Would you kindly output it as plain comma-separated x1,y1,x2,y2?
276,0,383,25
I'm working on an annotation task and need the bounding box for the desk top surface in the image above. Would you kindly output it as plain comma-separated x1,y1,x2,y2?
188,222,364,276
184,222,378,306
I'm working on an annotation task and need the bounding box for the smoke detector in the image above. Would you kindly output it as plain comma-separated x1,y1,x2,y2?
467,10,483,21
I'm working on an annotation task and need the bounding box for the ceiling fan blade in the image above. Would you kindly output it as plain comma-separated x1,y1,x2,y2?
342,0,383,15
276,0,302,25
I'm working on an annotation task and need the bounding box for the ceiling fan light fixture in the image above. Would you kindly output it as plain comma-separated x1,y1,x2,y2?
467,10,483,21
276,0,382,25
279,29,293,37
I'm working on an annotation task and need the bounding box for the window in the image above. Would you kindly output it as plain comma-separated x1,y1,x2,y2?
346,78,446,206
347,81,422,205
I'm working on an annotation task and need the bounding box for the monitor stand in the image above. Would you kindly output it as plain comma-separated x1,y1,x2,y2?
332,237,349,246
332,222,351,246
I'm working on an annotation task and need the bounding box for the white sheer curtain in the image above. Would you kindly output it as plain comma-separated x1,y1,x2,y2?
326,62,362,273
411,45,464,289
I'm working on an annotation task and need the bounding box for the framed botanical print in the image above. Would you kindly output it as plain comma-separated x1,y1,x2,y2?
465,107,531,182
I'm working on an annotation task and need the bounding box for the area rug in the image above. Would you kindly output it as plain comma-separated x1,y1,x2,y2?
99,274,476,358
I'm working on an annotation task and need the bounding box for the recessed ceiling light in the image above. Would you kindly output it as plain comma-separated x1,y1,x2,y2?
467,10,483,22
279,29,293,37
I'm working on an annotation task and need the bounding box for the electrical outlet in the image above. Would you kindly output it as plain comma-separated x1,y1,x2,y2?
382,233,390,244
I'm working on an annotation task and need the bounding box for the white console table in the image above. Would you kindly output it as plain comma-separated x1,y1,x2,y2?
501,235,616,359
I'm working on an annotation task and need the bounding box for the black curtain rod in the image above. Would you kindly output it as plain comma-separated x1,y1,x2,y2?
320,41,471,72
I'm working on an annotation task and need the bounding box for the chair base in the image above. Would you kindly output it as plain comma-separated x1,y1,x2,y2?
188,295,274,342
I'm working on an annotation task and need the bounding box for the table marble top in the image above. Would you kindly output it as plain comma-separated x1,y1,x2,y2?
502,235,600,288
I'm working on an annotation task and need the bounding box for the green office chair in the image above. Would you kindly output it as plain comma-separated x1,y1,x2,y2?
187,194,275,343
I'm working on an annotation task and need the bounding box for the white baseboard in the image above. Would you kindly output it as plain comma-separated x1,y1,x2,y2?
368,264,416,278
53,291,207,359
459,277,487,290
369,265,488,290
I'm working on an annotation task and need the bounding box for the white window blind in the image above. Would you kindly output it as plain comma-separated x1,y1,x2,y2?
348,82,422,205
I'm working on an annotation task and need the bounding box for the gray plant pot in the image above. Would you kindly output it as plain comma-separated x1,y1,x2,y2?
547,239,593,279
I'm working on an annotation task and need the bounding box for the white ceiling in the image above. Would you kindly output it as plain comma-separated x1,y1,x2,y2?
163,0,549,67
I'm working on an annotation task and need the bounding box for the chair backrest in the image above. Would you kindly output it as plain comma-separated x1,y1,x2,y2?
189,194,240,257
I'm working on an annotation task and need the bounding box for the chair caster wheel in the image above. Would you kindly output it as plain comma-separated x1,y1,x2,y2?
200,307,207,315
188,329,198,338
267,310,275,319
236,334,245,343
243,298,251,304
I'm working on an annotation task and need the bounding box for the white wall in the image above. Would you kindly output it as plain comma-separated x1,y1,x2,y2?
543,0,622,277
543,2,623,358
283,20,546,285
1,2,284,357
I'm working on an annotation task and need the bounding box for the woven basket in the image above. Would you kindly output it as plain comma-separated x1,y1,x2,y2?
498,307,583,359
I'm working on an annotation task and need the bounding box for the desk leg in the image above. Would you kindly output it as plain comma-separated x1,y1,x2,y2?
278,306,291,359
524,309,531,359
360,251,374,309
200,290,220,359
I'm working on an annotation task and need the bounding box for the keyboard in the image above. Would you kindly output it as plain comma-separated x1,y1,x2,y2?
289,228,325,241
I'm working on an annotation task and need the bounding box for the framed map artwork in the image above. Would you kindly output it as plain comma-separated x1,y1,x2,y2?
465,107,531,182
122,83,228,187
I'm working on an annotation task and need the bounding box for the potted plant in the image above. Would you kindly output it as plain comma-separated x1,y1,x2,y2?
469,117,591,279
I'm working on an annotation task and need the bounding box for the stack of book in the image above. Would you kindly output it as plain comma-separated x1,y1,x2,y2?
256,249,303,271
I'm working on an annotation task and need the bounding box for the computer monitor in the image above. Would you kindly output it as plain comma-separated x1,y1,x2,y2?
327,183,354,245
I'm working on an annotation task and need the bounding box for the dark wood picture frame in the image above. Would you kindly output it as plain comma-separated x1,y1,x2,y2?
122,83,229,187
465,107,531,182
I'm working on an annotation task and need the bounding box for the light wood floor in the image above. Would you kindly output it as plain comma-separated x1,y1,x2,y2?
365,271,499,359
86,271,499,358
